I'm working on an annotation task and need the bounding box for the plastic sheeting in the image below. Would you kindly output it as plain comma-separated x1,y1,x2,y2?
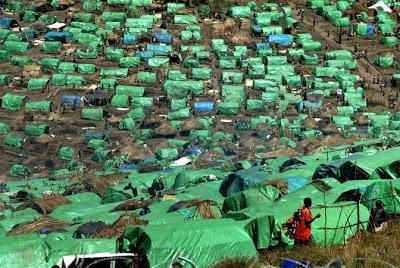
1,93,26,111
194,102,214,112
267,34,293,46
119,220,258,268
151,32,173,43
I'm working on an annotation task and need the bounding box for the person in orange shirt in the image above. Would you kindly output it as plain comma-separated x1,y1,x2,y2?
294,198,321,245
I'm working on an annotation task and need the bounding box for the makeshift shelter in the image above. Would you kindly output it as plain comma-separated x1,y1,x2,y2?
118,219,258,268
0,18,18,28
1,93,26,111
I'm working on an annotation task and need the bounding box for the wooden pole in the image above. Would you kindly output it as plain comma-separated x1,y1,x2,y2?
390,181,397,218
324,192,327,246
356,188,361,233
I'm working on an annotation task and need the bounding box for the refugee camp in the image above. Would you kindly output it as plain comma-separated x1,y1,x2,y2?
1,0,400,267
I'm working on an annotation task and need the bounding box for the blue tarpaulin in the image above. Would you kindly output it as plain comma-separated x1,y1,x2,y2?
281,176,308,193
267,34,293,46
147,44,168,56
119,163,137,170
254,42,270,51
298,99,323,112
366,24,375,36
135,50,154,59
22,29,37,40
219,166,270,197
123,34,136,44
0,18,17,29
61,95,82,107
184,146,204,156
143,157,157,164
251,25,263,34
45,32,73,42
194,101,214,112
151,32,173,43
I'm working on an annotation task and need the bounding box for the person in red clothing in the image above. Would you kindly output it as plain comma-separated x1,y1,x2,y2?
294,198,321,245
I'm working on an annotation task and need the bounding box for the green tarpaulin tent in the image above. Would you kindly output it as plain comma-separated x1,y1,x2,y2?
81,108,105,121
119,219,258,268
1,93,26,111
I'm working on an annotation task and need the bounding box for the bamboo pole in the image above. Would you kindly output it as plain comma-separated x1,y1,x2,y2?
324,192,327,246
330,206,343,246
389,181,397,218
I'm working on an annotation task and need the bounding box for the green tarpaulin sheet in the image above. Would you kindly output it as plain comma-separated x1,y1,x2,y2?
58,62,76,73
147,57,169,67
5,134,23,148
118,118,135,130
38,58,60,70
192,68,212,80
119,219,258,268
41,41,62,52
24,101,51,112
167,3,185,13
126,18,153,29
11,56,32,67
302,41,322,51
171,99,186,111
136,72,156,83
77,63,96,74
167,108,190,120
101,11,126,22
0,122,10,135
10,164,31,177
27,78,49,91
230,6,251,18
100,68,129,77
66,75,85,87
1,93,25,111
374,56,394,67
381,36,398,46
218,102,240,115
132,97,153,108
157,148,178,159
119,57,140,68
52,74,67,86
24,124,48,136
116,85,145,97
59,146,79,161
163,80,203,96
0,50,9,62
100,78,117,90
174,15,197,24
111,95,130,108
81,108,104,121
106,48,125,59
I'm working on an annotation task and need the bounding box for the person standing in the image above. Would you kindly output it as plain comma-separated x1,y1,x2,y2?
294,198,321,245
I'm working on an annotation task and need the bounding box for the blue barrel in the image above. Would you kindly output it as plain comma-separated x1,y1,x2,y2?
61,95,81,107
194,102,214,112
123,34,136,45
